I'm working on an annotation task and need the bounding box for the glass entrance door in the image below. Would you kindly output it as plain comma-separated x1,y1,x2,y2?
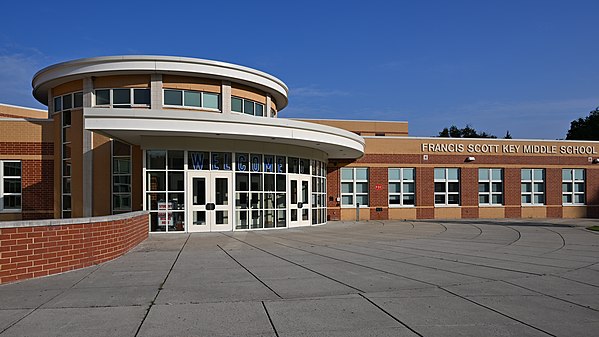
289,175,310,227
187,172,232,232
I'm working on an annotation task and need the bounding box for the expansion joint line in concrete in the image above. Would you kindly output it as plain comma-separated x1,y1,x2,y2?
216,244,283,299
358,293,424,337
221,233,364,293
261,301,279,337
500,280,599,313
134,233,191,337
0,265,101,335
439,287,558,337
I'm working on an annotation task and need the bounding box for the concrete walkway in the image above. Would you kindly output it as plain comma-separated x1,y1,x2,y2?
1,219,599,336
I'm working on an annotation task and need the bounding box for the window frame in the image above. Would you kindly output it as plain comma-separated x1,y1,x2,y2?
162,89,221,111
112,141,133,214
434,168,460,206
340,167,369,208
521,168,545,206
53,91,84,113
93,88,151,109
478,168,503,206
0,160,22,212
388,168,415,207
562,168,585,206
230,96,267,117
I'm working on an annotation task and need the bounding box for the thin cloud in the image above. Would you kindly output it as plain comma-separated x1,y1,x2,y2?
0,45,48,108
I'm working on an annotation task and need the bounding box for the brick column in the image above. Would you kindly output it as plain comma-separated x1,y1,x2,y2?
504,168,521,218
369,166,388,220
417,167,434,219
461,167,479,218
546,168,563,218
326,166,340,221
587,168,599,218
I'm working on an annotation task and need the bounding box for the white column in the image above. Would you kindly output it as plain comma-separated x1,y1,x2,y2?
221,81,231,114
82,77,93,216
151,74,163,109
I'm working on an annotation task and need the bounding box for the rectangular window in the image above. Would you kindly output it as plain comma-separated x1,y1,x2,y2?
562,169,585,205
231,97,243,112
388,168,415,206
112,89,131,106
434,168,460,205
1,161,22,212
112,140,132,214
95,89,111,105
164,89,183,106
341,167,369,207
479,168,503,205
53,92,83,112
203,93,220,109
521,169,545,205
231,96,268,117
133,89,150,105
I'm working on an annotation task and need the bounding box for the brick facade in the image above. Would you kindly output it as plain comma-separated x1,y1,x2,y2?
0,212,148,284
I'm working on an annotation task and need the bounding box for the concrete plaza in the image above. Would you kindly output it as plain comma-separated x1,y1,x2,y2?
1,219,598,336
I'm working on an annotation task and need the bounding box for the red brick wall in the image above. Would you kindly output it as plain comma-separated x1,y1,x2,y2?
503,168,522,218
21,160,54,220
0,212,148,284
546,168,563,218
369,167,388,220
461,167,479,218
417,167,434,218
327,167,340,221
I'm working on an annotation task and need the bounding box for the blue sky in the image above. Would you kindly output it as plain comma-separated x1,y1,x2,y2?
1,0,598,139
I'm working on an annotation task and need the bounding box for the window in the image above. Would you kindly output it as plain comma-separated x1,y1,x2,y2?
112,141,132,214
163,89,220,110
434,168,459,205
341,167,369,207
521,169,545,205
479,168,503,205
61,110,72,218
312,160,327,224
388,168,415,206
53,92,83,112
231,96,266,117
94,88,151,108
1,161,21,212
146,150,185,232
562,169,585,205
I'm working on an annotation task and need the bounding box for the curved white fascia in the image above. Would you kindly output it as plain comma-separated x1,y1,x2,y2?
32,56,288,109
83,108,365,159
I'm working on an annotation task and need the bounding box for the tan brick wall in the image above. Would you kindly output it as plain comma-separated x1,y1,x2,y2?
231,83,267,104
0,212,148,284
92,75,150,89
162,75,220,93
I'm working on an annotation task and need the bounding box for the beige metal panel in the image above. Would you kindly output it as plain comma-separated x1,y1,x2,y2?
93,75,150,88
52,79,83,96
521,207,547,218
298,119,409,136
162,75,221,92
389,208,417,220
341,208,371,221
231,83,267,104
92,133,112,216
434,207,462,219
562,206,587,218
479,207,505,219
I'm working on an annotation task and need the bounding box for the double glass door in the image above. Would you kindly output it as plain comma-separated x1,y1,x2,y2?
187,172,232,232
289,175,310,227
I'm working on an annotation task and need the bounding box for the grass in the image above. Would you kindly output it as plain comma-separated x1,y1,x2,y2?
586,226,599,232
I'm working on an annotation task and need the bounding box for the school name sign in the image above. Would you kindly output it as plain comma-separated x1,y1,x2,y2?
421,142,598,155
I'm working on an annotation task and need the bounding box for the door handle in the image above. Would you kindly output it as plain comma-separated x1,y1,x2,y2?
206,203,216,210
297,202,303,209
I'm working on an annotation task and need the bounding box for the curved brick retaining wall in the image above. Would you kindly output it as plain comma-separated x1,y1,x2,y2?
0,211,148,284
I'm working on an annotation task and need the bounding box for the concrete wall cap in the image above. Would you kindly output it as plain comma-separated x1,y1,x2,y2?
0,211,149,229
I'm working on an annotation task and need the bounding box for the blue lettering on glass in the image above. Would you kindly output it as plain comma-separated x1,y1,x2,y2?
264,157,273,173
212,153,220,170
223,153,231,170
237,155,247,171
251,156,260,172
191,153,204,170
277,157,284,173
